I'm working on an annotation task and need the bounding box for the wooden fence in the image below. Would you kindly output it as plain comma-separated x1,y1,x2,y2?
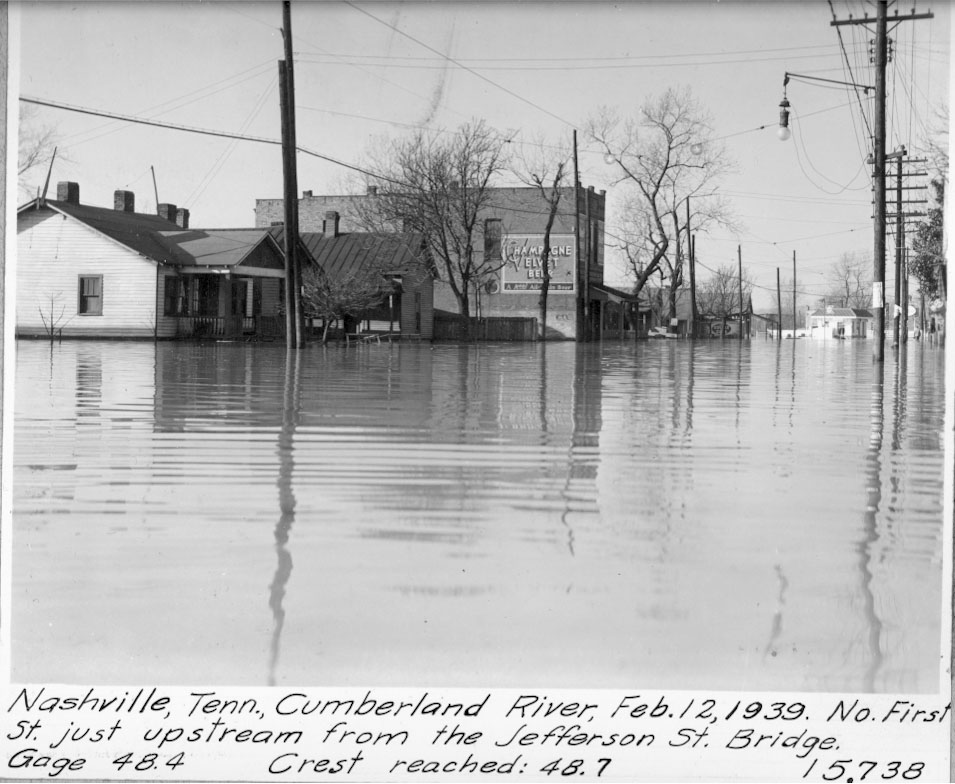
433,314,538,342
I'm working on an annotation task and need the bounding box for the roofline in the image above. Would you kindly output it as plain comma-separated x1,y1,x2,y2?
18,198,165,266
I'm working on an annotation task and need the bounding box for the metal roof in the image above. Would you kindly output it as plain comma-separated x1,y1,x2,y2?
269,227,427,281
158,229,281,268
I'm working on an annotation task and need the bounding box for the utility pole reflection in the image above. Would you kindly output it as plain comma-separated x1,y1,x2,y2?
268,349,301,686
859,361,886,692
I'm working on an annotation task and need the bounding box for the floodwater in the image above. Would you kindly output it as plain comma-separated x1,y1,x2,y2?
10,337,946,692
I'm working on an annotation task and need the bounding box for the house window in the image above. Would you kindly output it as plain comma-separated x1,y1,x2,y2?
78,275,103,315
163,276,190,316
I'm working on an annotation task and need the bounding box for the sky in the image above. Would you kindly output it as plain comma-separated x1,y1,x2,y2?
14,1,951,312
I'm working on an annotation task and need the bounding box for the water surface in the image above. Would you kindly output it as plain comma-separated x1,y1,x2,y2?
12,338,945,692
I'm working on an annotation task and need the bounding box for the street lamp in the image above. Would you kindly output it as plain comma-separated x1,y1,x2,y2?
777,92,791,141
777,72,874,143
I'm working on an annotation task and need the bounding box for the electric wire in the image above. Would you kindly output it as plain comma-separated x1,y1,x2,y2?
828,0,875,142
19,96,409,188
342,1,577,130
185,75,279,208
57,60,278,150
292,48,861,72
789,108,871,194
293,41,851,65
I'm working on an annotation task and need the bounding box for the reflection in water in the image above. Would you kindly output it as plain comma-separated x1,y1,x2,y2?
11,339,946,691
268,349,300,686
859,360,885,692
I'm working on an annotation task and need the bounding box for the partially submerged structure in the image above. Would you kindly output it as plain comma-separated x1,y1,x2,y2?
807,306,873,339
16,182,433,341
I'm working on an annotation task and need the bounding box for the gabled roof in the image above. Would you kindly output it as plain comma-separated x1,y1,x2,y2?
158,228,282,268
810,307,873,318
266,228,427,280
19,198,285,271
21,198,195,265
591,282,637,304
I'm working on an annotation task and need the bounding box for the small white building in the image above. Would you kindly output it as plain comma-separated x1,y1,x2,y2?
807,306,873,339
17,182,287,340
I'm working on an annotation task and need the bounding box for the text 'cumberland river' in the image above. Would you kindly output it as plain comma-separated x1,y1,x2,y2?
11,338,946,692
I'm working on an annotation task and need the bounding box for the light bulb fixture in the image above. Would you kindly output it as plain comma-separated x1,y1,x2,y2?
690,142,703,156
778,86,791,142
603,152,616,166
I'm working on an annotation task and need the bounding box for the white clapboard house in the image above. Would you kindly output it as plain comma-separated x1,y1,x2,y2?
16,182,289,340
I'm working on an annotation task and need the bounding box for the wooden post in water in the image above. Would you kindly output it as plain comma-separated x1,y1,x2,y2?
737,245,743,340
777,267,783,340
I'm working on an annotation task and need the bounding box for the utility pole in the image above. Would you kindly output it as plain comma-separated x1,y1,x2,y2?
777,267,783,340
573,130,584,342
885,153,927,344
737,244,743,340
792,250,797,337
872,0,887,361
687,198,697,339
831,1,932,362
280,0,304,349
691,234,697,338
891,148,906,347
901,248,909,343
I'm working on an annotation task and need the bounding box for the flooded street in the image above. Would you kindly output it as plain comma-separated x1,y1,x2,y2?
11,338,945,693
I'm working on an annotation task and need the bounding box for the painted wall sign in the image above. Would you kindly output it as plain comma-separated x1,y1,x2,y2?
500,234,576,292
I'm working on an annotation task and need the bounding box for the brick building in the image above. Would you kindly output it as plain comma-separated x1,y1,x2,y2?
255,184,610,340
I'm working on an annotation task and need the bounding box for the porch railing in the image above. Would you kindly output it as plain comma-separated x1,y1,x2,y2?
176,315,281,340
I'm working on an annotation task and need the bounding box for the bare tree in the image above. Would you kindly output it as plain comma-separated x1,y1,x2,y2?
514,135,571,339
19,104,59,197
358,120,510,319
300,262,389,344
696,262,754,319
826,251,872,308
920,104,948,181
37,291,72,340
587,87,735,321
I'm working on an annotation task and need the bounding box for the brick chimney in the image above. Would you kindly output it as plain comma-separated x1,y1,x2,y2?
302,190,312,198
57,181,80,204
176,208,190,229
367,185,378,196
323,210,340,237
157,203,178,223
114,190,135,212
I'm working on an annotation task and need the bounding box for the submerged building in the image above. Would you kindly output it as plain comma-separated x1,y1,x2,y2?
16,181,433,342
255,184,622,340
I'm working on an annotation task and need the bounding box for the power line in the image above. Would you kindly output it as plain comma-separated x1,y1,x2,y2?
56,60,278,150
185,75,279,207
19,95,407,187
342,1,576,130
293,48,861,72
828,0,875,142
295,41,851,64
